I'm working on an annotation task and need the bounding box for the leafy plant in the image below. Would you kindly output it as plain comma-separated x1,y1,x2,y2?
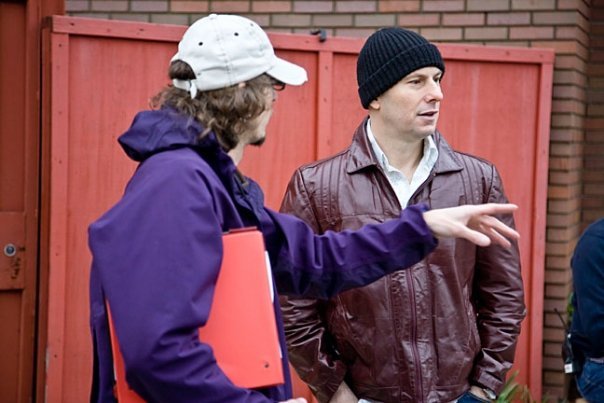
496,370,546,403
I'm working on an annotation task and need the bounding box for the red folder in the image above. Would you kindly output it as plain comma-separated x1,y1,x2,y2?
107,228,284,401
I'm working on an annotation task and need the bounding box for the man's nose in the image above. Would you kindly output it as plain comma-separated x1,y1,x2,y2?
425,80,444,102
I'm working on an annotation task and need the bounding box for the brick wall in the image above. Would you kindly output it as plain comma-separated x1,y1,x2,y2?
587,1,604,229
66,0,601,401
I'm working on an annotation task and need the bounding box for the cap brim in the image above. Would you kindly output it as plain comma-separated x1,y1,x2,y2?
266,57,308,86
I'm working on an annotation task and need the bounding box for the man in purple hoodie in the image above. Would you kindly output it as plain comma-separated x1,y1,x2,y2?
88,14,520,403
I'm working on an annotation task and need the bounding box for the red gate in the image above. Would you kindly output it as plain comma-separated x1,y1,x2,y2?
41,16,553,402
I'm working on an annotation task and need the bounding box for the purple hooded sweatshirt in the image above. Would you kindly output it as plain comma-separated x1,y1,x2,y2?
88,108,437,402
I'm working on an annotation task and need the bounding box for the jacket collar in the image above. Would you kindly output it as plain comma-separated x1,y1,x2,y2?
346,117,464,175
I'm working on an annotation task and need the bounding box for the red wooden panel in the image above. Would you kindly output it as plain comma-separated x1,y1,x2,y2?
42,16,553,402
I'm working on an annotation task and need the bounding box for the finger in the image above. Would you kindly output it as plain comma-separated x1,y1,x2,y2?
458,225,492,247
472,203,518,216
486,227,512,248
483,216,520,240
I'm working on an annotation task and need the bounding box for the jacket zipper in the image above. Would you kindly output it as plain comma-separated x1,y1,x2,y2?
376,166,436,401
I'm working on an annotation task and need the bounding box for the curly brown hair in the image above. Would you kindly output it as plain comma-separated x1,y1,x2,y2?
150,61,276,150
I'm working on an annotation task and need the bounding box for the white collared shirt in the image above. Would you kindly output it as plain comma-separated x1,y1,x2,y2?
366,119,439,208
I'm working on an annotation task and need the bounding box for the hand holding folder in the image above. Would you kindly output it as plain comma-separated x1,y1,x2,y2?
108,228,284,401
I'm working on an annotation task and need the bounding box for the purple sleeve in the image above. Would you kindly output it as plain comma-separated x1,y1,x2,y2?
263,204,437,298
89,157,271,402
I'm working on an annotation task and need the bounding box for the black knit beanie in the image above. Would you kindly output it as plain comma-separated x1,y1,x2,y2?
357,27,445,109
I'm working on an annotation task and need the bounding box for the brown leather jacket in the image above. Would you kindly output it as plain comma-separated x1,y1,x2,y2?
279,120,526,403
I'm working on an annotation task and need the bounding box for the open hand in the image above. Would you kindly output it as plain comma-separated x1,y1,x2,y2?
423,203,519,248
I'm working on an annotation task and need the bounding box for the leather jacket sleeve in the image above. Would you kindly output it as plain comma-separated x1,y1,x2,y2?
470,165,527,393
279,169,348,402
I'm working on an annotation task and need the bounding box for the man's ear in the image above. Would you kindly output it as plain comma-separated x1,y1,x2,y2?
369,98,380,110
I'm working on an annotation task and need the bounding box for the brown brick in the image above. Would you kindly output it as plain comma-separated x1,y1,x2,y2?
558,0,590,16
465,27,508,40
544,341,566,356
442,13,485,26
171,1,209,12
543,326,565,341
335,28,376,38
548,170,582,185
510,26,554,39
544,267,572,283
543,370,565,385
293,1,333,12
420,27,463,41
398,13,440,27
548,198,581,214
422,0,464,12
488,40,529,47
151,13,189,24
543,355,565,372
585,158,604,169
545,255,572,270
487,12,530,25
589,80,604,94
532,41,587,59
131,1,169,12
585,117,604,129
209,1,250,12
110,13,149,22
587,63,604,76
553,84,585,101
355,14,396,27
313,14,353,27
549,155,584,171
467,0,510,11
588,89,604,103
554,70,587,86
546,240,578,259
548,225,581,243
271,13,312,27
585,183,604,196
544,298,571,313
583,170,604,183
66,1,90,12
511,0,555,10
250,1,291,12
588,104,604,116
551,99,585,115
533,11,580,25
547,184,581,199
378,0,420,12
556,26,588,46
547,219,581,237
549,141,582,157
554,55,586,71
544,311,569,327
336,1,377,12
549,128,583,142
584,209,604,222
582,196,604,208
91,1,129,12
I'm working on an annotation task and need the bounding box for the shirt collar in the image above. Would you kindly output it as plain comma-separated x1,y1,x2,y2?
365,119,438,174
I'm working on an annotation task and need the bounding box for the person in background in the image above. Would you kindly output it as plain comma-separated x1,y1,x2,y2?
279,27,526,403
571,218,604,402
88,15,520,403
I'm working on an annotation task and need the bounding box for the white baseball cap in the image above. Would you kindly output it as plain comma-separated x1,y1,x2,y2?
171,14,308,97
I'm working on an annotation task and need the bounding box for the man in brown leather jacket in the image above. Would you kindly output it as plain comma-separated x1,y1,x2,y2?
279,28,526,403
